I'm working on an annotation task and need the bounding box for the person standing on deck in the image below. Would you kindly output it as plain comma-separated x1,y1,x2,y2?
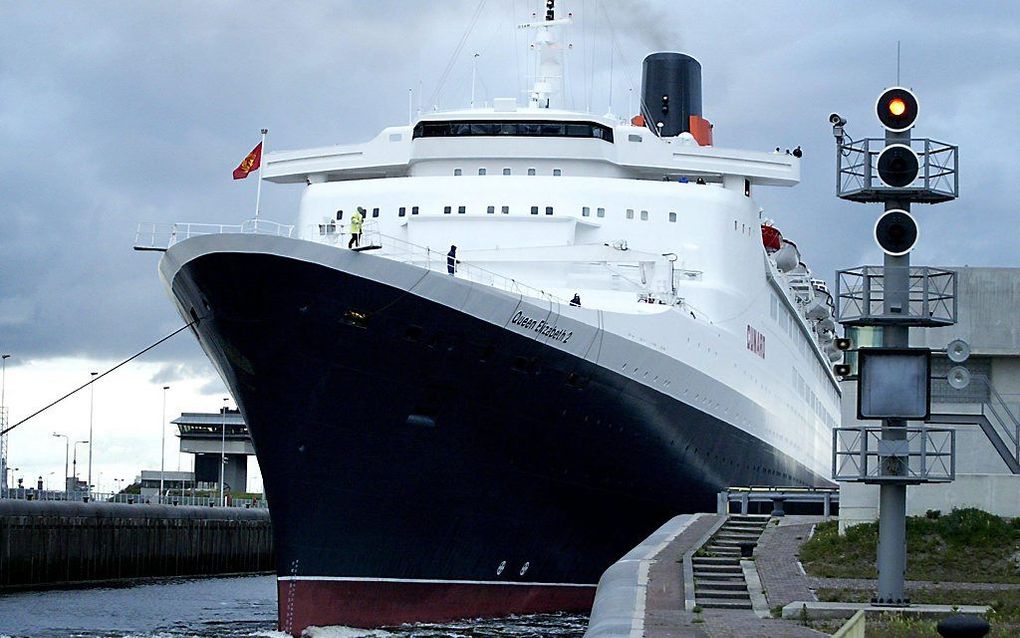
348,208,363,249
447,245,458,275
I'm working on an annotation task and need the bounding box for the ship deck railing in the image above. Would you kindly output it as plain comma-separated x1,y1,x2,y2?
314,223,568,305
133,219,296,252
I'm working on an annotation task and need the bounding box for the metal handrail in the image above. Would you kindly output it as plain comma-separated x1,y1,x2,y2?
134,219,295,251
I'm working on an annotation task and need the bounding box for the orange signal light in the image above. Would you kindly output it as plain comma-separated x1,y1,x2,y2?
889,98,907,116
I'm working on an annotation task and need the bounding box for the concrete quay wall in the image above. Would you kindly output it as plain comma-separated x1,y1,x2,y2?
0,500,273,589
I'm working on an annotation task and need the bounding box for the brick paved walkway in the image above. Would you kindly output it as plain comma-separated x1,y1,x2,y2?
756,517,822,608
810,577,1020,592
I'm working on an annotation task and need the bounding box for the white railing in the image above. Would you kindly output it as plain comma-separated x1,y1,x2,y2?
0,489,269,508
133,219,295,252
354,224,566,305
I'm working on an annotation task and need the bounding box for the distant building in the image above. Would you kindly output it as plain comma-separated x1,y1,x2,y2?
138,470,195,501
173,408,254,494
840,267,1020,530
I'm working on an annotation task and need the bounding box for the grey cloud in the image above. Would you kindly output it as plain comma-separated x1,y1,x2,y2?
2,0,1020,366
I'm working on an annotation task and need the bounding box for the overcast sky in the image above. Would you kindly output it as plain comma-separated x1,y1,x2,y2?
2,1,1019,487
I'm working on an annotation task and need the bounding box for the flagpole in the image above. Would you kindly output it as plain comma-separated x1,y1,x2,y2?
254,128,267,222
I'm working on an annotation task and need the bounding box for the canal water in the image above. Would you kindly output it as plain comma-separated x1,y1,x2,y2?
0,575,588,638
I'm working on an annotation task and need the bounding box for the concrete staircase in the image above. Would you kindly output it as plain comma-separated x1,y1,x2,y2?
692,515,770,610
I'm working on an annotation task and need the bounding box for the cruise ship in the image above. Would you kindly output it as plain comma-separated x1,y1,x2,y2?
145,4,840,634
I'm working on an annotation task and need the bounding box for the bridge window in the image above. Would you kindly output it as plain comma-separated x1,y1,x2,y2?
640,210,648,221
413,120,614,143
412,206,419,215
399,207,406,217
487,205,495,214
503,168,511,175
478,168,487,175
597,207,605,218
582,206,590,217
553,168,562,176
372,207,380,218
444,206,452,215
626,209,634,220
454,168,462,176
527,168,536,176
531,206,539,215
545,206,554,215
458,205,466,215
501,206,510,215
668,211,677,222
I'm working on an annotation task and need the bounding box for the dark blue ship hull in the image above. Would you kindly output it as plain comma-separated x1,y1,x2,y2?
165,241,823,633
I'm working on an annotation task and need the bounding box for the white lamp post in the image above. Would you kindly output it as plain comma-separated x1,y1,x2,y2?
220,398,228,506
160,385,169,504
52,433,69,494
87,371,98,497
72,439,88,494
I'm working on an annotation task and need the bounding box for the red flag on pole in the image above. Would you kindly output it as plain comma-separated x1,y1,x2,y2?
232,142,262,180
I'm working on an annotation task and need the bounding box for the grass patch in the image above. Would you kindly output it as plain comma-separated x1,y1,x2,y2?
817,587,1019,637
799,508,1020,583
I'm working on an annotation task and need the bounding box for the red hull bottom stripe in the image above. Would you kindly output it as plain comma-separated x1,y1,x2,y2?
277,578,596,636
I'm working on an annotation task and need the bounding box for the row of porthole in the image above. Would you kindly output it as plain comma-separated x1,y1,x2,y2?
454,167,562,177
495,560,530,576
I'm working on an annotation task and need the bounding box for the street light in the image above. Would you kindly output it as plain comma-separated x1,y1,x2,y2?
72,440,89,493
160,385,169,504
4,466,18,497
220,398,228,507
87,371,98,497
1,354,10,499
52,433,69,494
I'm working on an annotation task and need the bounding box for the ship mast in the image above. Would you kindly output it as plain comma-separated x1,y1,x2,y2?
519,0,571,109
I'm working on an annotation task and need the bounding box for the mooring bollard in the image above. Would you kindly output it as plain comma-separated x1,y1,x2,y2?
936,615,990,638
770,497,785,517
738,541,756,558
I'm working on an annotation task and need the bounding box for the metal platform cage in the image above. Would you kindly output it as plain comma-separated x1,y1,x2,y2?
832,425,955,484
836,266,957,326
837,137,958,203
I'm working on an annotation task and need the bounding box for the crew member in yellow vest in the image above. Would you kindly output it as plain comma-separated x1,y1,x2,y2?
348,207,364,248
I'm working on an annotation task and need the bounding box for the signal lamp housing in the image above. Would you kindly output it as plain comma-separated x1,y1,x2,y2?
874,209,919,257
834,364,852,377
835,338,852,351
876,87,919,132
877,143,920,188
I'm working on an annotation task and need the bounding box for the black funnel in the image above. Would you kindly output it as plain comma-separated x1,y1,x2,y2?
641,53,702,137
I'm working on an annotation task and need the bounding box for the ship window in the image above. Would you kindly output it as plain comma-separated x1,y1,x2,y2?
530,206,539,215
597,207,605,218
413,119,614,142
501,205,510,215
582,206,590,217
628,134,643,142
487,205,495,214
454,168,462,176
640,210,648,221
503,167,511,175
668,211,677,222
444,206,452,215
399,206,406,217
478,168,487,175
458,205,466,214
527,168,536,176
545,206,553,215
372,207,380,218
553,168,562,176
336,210,343,220
412,206,419,215
626,209,634,220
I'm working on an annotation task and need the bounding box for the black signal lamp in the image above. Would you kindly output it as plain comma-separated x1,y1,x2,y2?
835,338,852,351
661,95,669,113
876,87,919,132
874,209,919,256
834,364,852,377
877,143,920,188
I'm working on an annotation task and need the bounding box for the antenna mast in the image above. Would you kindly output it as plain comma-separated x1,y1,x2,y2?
519,0,572,108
